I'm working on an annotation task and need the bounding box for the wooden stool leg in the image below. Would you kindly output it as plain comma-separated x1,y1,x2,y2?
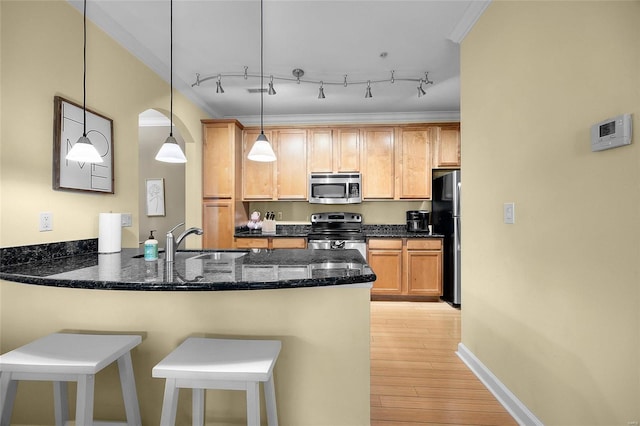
117,352,142,426
245,382,260,426
76,374,95,426
53,381,69,426
192,388,205,426
264,376,278,426
0,374,17,426
160,378,179,426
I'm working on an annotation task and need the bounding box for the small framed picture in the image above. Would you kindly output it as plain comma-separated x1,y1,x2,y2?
146,178,165,216
53,96,114,193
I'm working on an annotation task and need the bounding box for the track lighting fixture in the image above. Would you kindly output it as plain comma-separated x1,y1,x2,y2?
268,75,276,95
417,81,427,97
156,0,187,163
247,0,276,162
365,81,373,99
194,68,434,100
216,75,224,93
66,0,103,164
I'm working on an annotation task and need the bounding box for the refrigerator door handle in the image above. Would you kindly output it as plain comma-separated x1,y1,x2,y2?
456,181,462,217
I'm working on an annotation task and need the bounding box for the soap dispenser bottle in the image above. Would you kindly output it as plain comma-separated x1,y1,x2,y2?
144,230,158,261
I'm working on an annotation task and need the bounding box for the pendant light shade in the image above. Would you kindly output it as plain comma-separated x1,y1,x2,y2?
247,0,276,163
66,0,103,164
155,135,187,163
248,132,276,162
156,0,187,163
66,135,103,163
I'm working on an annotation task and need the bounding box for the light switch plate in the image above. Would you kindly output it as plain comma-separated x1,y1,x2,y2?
504,203,515,224
121,213,132,227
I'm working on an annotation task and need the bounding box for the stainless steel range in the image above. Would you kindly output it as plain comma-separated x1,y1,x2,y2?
307,212,366,259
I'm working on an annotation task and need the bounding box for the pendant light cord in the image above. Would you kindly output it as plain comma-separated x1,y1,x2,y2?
260,0,264,135
170,0,174,137
82,0,87,137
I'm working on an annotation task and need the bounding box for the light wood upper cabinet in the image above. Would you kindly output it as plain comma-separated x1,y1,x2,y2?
276,129,307,200
203,122,236,198
432,125,461,169
397,128,432,199
308,129,333,173
361,127,394,199
334,128,360,172
242,129,275,200
308,128,360,173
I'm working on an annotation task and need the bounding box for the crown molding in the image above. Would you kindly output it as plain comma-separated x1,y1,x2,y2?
448,0,492,43
231,111,460,127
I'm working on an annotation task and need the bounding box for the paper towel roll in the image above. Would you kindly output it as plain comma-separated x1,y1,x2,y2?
98,213,122,253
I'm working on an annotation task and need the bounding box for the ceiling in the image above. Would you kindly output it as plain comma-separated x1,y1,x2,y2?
70,0,490,126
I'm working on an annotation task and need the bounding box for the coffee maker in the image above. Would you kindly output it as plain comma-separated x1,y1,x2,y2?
406,210,430,233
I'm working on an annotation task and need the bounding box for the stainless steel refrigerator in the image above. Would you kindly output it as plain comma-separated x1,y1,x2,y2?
432,171,461,307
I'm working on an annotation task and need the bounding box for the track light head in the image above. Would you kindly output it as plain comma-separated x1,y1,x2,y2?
268,75,276,95
365,81,372,98
318,82,325,99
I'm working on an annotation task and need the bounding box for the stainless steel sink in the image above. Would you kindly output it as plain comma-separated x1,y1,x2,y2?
188,251,249,260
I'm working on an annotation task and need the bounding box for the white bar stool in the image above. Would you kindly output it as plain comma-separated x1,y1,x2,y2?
0,332,142,426
153,338,281,426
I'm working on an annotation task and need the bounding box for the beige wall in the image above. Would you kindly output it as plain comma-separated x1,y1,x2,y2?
0,0,207,249
461,1,639,424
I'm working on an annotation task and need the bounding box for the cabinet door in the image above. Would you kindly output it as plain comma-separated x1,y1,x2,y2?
308,129,333,173
361,128,394,199
276,129,307,199
433,126,461,168
398,128,432,199
271,238,307,249
368,239,403,294
203,123,234,198
335,128,360,172
202,200,233,249
243,129,275,200
405,249,442,296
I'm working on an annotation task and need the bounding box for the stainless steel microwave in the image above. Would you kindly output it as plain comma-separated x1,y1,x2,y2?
308,173,362,204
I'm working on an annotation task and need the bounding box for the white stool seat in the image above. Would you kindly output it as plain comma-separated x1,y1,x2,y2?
153,338,281,426
0,333,142,426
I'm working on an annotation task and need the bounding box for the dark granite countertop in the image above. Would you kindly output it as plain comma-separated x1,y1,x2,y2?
0,243,375,291
234,224,443,239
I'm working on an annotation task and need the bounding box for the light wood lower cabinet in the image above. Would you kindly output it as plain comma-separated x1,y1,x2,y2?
235,237,307,249
367,239,403,294
368,238,443,298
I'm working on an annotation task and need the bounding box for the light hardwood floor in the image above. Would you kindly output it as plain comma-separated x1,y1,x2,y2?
370,301,517,426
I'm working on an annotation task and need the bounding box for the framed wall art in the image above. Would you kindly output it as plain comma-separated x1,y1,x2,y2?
146,178,166,216
53,96,114,193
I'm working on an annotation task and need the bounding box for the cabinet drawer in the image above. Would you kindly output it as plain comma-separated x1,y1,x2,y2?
272,238,306,249
368,239,403,250
406,239,442,250
235,238,269,249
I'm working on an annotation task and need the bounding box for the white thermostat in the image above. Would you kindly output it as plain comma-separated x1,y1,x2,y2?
591,113,632,152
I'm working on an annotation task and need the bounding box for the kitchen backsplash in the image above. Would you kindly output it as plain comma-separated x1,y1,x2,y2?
248,200,431,224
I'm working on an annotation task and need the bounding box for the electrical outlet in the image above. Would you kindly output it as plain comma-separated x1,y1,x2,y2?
277,212,283,220
39,212,53,232
503,202,515,224
121,213,133,227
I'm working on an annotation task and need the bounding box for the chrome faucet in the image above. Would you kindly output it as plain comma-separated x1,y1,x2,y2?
165,222,203,262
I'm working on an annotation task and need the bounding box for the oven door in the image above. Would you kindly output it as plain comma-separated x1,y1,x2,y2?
307,240,367,260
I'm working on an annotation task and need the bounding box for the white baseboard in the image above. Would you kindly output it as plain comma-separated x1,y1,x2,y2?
457,343,544,426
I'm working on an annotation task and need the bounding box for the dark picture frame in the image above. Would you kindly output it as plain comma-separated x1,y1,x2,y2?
53,95,114,193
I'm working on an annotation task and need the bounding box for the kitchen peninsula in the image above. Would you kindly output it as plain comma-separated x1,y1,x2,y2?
0,241,373,425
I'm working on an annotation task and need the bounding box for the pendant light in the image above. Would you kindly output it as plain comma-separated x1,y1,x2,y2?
66,0,103,164
247,0,276,162
155,0,187,163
